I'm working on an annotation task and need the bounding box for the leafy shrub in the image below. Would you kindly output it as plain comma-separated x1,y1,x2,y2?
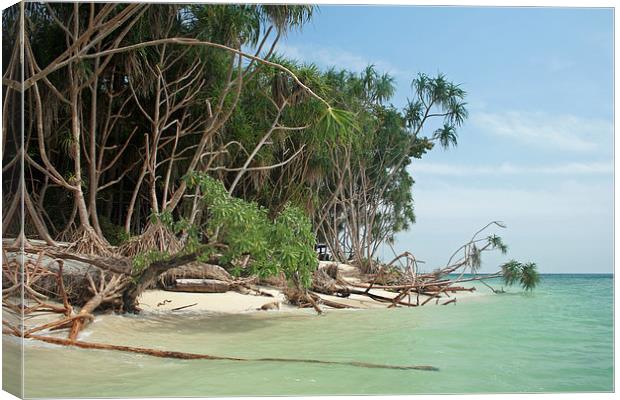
183,172,319,287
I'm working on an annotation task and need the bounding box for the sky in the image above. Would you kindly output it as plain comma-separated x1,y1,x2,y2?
280,6,614,273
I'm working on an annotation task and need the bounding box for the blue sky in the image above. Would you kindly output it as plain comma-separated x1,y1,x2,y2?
280,6,614,273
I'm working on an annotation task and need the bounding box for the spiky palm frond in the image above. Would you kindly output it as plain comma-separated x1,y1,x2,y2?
488,234,508,254
501,260,540,291
404,100,424,130
468,244,481,272
447,99,468,127
374,73,396,104
501,260,521,286
432,124,458,148
258,5,315,34
318,107,360,142
520,262,540,291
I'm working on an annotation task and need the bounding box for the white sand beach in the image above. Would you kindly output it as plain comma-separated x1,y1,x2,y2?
135,261,486,315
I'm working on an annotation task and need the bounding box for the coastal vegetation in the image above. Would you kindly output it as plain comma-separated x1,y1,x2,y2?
2,3,538,362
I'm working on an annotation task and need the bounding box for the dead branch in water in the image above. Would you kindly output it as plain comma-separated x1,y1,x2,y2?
2,251,126,342
68,271,126,341
12,333,438,372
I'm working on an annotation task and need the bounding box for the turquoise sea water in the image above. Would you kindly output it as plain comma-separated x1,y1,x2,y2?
3,274,614,397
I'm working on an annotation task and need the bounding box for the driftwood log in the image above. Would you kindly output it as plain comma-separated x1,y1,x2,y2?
168,279,230,293
159,263,232,287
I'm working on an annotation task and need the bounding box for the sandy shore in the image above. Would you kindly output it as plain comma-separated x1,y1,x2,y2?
137,284,485,314
3,250,487,321
138,286,298,313
136,262,487,314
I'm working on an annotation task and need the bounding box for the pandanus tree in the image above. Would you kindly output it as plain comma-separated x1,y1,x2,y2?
5,4,532,310
4,3,466,268
436,221,541,294
2,4,338,251
2,3,365,311
312,70,468,272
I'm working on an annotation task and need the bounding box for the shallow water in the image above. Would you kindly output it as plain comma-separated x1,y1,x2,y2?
4,274,614,397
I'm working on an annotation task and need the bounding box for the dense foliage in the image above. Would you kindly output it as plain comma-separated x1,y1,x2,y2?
3,3,480,286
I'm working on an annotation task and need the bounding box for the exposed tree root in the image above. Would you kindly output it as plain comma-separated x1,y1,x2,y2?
2,250,56,301
118,222,181,258
2,250,126,342
66,227,113,257
56,223,78,244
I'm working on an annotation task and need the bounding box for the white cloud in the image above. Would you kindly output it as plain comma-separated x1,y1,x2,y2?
471,111,612,152
391,180,613,273
411,180,612,221
278,43,407,77
410,161,613,177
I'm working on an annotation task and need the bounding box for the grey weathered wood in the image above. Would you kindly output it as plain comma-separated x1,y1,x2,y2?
168,279,230,293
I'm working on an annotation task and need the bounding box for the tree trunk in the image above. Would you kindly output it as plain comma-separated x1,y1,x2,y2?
88,54,104,238
121,252,207,313
23,188,57,245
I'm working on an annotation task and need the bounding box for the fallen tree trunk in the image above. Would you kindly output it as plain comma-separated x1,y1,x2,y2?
4,246,132,275
122,251,223,313
344,288,418,307
121,252,199,313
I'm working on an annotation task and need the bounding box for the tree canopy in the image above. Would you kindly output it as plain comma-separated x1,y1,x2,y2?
2,3,538,302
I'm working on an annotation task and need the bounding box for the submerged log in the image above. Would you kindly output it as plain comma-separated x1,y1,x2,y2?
320,299,354,309
17,334,438,371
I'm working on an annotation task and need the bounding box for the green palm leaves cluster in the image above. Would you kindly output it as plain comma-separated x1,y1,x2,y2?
186,4,314,46
488,234,509,255
501,260,541,291
405,73,468,148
